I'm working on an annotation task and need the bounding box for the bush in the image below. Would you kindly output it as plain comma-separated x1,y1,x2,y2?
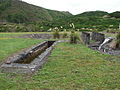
70,31,80,44
62,30,68,38
0,26,7,32
53,28,60,39
116,32,120,48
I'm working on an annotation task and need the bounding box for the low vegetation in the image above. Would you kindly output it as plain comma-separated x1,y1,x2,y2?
53,28,60,39
70,31,80,44
116,32,120,48
0,38,42,61
62,30,68,38
0,41,120,89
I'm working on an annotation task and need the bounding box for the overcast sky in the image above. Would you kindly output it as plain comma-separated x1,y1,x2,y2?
22,0,120,15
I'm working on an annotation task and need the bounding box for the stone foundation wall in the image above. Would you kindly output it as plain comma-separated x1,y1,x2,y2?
91,32,105,44
81,32,90,45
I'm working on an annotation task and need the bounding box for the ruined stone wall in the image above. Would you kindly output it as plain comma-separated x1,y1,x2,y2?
81,32,90,45
91,32,105,44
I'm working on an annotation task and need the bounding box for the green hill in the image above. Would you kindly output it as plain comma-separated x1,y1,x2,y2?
109,11,120,18
76,11,108,17
0,0,120,32
52,11,120,30
0,0,72,23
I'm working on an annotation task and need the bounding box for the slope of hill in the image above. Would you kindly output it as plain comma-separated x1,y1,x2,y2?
76,11,108,17
109,11,120,18
0,0,120,32
0,0,72,23
52,11,120,30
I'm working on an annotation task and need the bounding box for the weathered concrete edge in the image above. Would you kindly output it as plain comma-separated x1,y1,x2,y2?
0,41,59,74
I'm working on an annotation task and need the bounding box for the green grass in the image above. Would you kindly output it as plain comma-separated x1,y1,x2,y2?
0,38,42,61
0,33,23,38
104,33,117,38
0,32,53,38
0,42,120,89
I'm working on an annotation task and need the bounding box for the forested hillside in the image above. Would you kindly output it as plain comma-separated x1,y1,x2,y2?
0,0,120,32
52,11,120,31
0,0,72,23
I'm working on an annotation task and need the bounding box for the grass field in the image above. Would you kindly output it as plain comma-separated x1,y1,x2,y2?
0,32,52,38
104,33,117,38
0,32,120,89
0,38,43,62
0,42,120,89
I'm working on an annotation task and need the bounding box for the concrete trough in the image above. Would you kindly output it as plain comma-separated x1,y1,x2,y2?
0,41,57,74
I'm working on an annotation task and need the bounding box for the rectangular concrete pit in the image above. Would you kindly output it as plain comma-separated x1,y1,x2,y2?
0,41,57,74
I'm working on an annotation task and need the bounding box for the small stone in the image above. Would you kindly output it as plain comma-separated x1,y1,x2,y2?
5,61,11,64
31,69,35,71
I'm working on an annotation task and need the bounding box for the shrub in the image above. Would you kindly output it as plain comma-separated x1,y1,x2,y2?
70,31,80,44
53,28,60,39
116,32,120,48
62,30,68,38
